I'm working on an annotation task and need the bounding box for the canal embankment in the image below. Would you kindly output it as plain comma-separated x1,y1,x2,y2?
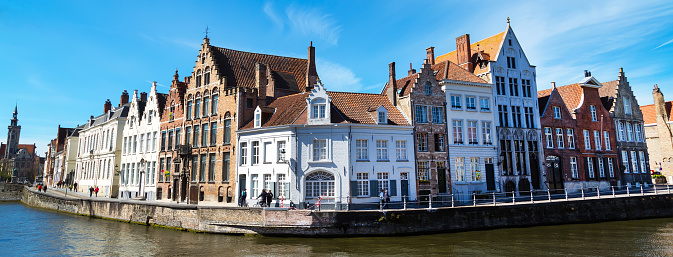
14,186,673,236
0,183,24,201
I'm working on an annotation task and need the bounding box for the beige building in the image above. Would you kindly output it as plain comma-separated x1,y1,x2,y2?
641,85,673,182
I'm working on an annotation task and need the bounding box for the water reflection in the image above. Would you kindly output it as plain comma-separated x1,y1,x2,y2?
1,202,673,256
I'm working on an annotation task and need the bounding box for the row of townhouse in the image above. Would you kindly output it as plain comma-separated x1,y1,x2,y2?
46,20,660,206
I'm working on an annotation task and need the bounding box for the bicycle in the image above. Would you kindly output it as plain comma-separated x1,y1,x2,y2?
252,200,267,208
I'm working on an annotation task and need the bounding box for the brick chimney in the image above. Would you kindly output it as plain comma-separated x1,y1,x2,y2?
654,84,668,122
120,90,129,106
104,99,112,113
140,92,148,102
386,62,397,106
256,62,268,100
456,34,473,72
408,63,416,76
426,47,435,65
306,41,318,92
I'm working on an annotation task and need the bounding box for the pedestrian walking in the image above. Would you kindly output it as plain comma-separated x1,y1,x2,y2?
43,185,47,192
73,182,78,192
239,189,247,207
257,189,268,207
266,190,274,207
383,190,390,209
89,186,94,197
94,186,99,197
379,189,385,209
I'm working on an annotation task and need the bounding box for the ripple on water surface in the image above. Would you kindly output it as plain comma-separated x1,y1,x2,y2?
2,202,673,256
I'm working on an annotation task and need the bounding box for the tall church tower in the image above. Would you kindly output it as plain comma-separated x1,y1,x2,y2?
5,105,21,159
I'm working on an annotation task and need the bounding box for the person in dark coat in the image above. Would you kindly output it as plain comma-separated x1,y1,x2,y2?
257,189,268,207
89,186,94,197
266,190,274,207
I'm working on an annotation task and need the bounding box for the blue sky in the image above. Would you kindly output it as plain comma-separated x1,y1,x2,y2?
1,0,672,156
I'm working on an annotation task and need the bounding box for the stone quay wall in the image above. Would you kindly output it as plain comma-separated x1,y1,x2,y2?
18,187,673,236
0,184,25,201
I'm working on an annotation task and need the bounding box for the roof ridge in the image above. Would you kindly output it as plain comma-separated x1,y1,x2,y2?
212,46,308,62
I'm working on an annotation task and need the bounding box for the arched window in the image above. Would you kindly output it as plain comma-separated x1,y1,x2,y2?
305,171,335,198
196,70,202,87
204,67,211,85
211,88,218,115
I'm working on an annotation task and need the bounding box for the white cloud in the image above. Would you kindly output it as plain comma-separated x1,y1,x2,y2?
262,2,342,45
654,38,673,50
316,58,362,92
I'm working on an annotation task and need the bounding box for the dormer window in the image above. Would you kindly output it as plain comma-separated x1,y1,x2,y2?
254,107,262,128
376,106,388,124
311,99,326,119
378,111,386,124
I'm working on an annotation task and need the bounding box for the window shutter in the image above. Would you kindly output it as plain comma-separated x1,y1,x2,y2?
583,157,589,179
350,181,358,197
369,180,378,197
389,180,397,196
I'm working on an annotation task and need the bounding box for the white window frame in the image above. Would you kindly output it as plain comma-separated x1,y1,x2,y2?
356,173,369,196
451,95,462,110
452,120,464,144
603,131,611,150
467,121,478,145
587,157,595,179
635,123,642,142
623,96,631,115
396,140,407,161
631,151,638,173
622,151,629,173
480,97,490,112
570,157,578,178
583,130,591,150
470,157,480,182
608,158,615,177
465,96,476,111
545,127,553,148
618,121,625,141
590,105,597,121
455,157,465,182
626,122,634,142
598,158,605,178
556,128,564,149
567,129,575,149
594,130,601,150
277,141,287,162
639,151,647,174
553,106,561,119
240,142,248,166
312,139,327,161
377,172,390,193
356,139,368,161
376,140,388,161
431,106,444,124
482,122,492,145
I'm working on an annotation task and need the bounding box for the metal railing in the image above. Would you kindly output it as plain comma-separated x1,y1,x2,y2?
294,184,670,211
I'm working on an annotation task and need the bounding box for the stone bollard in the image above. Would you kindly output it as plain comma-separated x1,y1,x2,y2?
612,186,615,197
493,192,496,206
547,189,551,202
512,191,516,204
403,196,407,210
473,193,476,206
530,190,534,203
428,195,433,209
597,187,600,198
565,189,568,201
581,188,585,200
627,186,630,196
451,194,454,208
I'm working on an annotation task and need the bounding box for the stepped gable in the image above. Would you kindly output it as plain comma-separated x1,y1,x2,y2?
156,93,168,117
210,46,308,91
641,101,673,124
435,31,506,75
432,60,487,83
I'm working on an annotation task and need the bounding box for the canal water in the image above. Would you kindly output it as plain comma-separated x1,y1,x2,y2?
2,202,673,256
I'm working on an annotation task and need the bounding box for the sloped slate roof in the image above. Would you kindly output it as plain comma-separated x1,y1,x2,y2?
210,46,308,91
538,83,583,114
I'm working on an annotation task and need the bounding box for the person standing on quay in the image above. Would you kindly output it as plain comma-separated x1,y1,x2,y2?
266,190,274,208
379,189,385,209
239,189,247,207
89,186,94,197
383,190,390,209
73,182,78,192
94,186,99,197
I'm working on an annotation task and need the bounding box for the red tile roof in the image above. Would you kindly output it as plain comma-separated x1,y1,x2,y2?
242,91,409,130
538,83,583,115
211,46,308,91
641,101,673,124
435,31,506,75
432,61,487,83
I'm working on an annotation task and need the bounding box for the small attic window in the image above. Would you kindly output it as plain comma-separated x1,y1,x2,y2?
433,70,439,76
425,82,431,95
508,39,512,46
378,111,387,124
254,108,261,128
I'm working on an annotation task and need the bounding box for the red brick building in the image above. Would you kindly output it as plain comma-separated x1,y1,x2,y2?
538,73,620,191
157,37,318,204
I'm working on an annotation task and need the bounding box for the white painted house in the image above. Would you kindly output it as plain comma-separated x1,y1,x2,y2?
119,83,165,200
236,82,415,208
75,93,128,197
437,62,498,200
